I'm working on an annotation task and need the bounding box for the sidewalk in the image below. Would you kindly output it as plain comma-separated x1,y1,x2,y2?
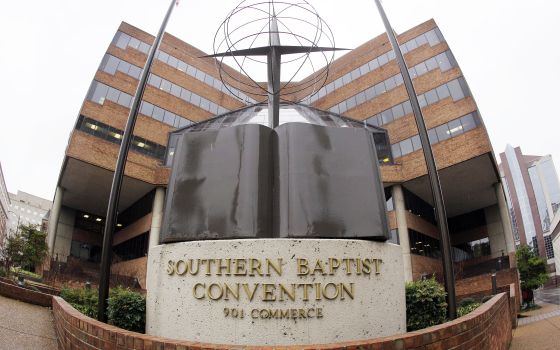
510,299,560,350
0,294,57,350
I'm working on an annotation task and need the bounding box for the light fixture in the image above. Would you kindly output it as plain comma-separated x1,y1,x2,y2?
382,157,390,163
447,125,463,134
137,142,145,148
117,223,122,227
113,133,122,139
87,123,98,131
96,218,102,222
83,214,90,218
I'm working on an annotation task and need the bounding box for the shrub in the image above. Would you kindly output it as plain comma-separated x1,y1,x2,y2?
405,277,448,331
458,297,475,307
60,286,98,318
481,295,493,303
457,302,481,317
108,287,146,333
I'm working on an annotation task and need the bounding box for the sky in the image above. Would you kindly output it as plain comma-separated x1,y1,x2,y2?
0,0,559,201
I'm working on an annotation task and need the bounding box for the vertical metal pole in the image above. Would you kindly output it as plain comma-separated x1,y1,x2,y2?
373,0,457,319
97,0,178,322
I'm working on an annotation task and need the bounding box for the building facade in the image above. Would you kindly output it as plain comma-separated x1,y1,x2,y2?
0,163,9,246
6,191,52,236
46,19,515,287
500,145,560,267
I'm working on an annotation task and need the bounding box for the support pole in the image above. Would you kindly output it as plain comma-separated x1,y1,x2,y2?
97,0,178,322
373,0,457,319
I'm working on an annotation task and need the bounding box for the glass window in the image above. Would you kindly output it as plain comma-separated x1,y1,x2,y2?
435,123,450,141
378,53,389,66
346,96,357,110
128,38,141,50
387,50,396,60
359,64,369,76
448,80,465,101
140,101,154,116
369,58,380,71
148,74,162,88
186,65,197,77
391,143,402,158
416,34,428,47
333,77,342,89
351,68,361,80
425,57,438,71
381,109,393,124
428,128,438,144
356,91,366,105
390,104,404,119
447,119,463,137
170,84,181,98
106,87,120,103
91,82,108,104
367,116,380,127
117,60,131,74
394,74,404,86
436,52,452,71
117,92,132,108
411,135,421,150
180,89,191,101
128,65,141,79
406,40,417,52
177,61,187,72
152,106,165,121
116,33,130,49
415,62,428,76
342,73,352,85
400,138,414,155
436,85,450,100
160,80,171,92
374,82,386,95
365,86,375,100
385,76,396,90
158,51,170,63
104,55,120,74
417,94,427,108
409,67,417,79
426,30,440,46
461,113,477,132
200,98,211,111
425,89,439,105
400,44,408,54
403,100,412,115
191,93,201,106
167,56,179,68
163,111,176,126
139,42,151,54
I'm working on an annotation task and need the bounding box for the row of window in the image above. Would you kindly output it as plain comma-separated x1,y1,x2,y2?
409,230,441,259
112,31,255,105
305,28,445,104
147,73,229,115
100,54,142,79
86,81,193,129
329,50,458,116
76,115,167,160
367,77,471,127
390,111,480,159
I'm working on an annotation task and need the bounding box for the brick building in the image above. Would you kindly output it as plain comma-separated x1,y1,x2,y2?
46,19,515,287
0,163,9,246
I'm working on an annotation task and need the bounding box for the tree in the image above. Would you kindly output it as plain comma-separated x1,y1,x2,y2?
2,224,48,273
516,244,549,305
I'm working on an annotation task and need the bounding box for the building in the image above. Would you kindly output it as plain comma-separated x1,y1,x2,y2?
6,191,52,236
46,19,515,289
500,145,560,270
0,163,9,246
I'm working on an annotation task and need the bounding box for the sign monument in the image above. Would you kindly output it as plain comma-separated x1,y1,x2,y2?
146,1,405,345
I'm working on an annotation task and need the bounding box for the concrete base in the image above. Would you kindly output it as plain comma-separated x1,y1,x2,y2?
146,239,405,346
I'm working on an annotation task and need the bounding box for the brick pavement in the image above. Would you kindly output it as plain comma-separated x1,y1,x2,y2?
0,294,57,350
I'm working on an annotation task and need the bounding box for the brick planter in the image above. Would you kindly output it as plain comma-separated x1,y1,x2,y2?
0,280,53,307
52,293,513,350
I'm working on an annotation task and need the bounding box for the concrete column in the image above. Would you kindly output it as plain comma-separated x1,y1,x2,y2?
495,182,516,254
392,185,413,281
47,186,64,257
149,187,166,249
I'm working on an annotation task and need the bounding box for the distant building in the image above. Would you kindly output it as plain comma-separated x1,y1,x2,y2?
499,145,560,267
7,191,52,236
0,163,9,245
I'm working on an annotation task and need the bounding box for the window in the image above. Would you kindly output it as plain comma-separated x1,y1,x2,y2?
400,138,414,155
448,79,465,100
435,124,450,141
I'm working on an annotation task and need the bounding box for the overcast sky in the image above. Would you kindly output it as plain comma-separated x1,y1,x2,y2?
1,0,559,201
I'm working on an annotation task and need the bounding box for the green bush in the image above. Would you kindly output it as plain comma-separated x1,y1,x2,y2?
108,287,146,333
405,277,448,331
481,295,493,303
60,286,98,318
458,297,475,307
457,302,481,317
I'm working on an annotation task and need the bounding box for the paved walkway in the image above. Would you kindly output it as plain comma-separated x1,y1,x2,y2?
0,295,57,350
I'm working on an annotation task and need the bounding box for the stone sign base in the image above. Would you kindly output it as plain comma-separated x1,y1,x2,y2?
146,239,405,346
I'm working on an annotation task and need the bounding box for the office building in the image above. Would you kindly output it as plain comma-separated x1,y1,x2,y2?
0,163,9,246
7,191,52,236
500,145,560,269
46,19,515,287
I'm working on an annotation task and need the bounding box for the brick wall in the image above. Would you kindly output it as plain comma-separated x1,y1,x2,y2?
0,280,53,307
111,257,148,289
52,293,513,350
456,268,519,297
